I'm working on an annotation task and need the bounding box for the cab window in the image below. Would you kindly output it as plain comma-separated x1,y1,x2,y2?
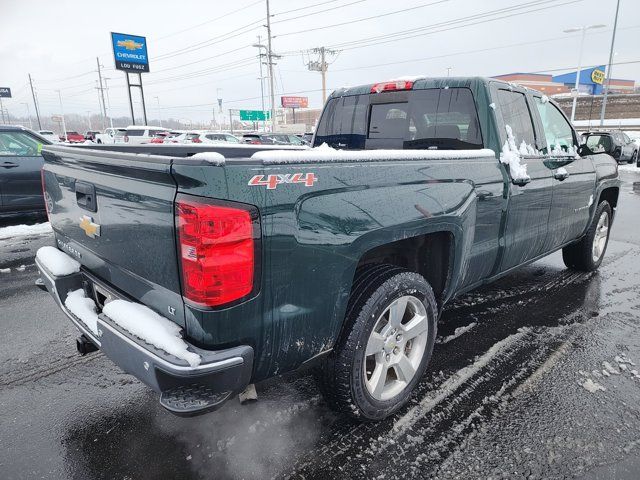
534,97,575,154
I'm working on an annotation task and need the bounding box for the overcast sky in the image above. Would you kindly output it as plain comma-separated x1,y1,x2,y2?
1,0,638,123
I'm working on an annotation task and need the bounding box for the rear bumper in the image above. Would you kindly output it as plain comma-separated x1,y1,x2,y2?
36,256,254,415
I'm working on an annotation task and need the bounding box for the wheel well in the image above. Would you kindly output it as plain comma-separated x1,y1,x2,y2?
356,232,453,306
599,187,619,209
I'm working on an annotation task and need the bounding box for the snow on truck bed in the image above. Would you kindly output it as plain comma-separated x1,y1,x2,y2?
252,143,496,164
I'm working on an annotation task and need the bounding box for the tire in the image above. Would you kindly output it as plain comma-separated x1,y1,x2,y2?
317,264,438,420
633,150,638,166
562,201,612,271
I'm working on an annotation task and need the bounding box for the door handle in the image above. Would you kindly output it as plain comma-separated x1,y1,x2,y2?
554,171,569,181
1,162,19,169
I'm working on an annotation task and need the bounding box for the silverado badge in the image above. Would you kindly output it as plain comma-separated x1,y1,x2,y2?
79,215,101,238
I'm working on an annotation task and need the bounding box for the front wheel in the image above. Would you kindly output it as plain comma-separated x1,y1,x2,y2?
562,200,612,271
317,265,438,420
633,150,638,166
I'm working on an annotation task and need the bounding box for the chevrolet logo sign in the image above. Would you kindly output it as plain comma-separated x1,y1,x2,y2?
79,215,101,238
117,39,144,51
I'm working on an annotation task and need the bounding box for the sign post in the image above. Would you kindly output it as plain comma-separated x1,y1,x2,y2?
0,87,11,125
111,32,150,125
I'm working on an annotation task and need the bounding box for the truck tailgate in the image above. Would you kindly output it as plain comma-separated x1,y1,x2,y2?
41,145,185,326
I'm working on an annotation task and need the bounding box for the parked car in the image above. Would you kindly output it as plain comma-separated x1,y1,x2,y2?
95,127,126,144
122,126,166,145
84,131,100,141
582,130,637,164
60,131,85,143
200,132,241,143
0,125,51,217
241,133,278,144
38,130,60,143
37,76,619,420
264,133,307,146
148,131,171,144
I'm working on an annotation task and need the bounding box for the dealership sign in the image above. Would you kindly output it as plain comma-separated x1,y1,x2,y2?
111,32,150,73
591,68,605,85
281,96,309,108
0,87,11,98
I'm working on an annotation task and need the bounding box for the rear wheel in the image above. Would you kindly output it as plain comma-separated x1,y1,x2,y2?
562,201,612,271
632,150,638,165
317,265,437,420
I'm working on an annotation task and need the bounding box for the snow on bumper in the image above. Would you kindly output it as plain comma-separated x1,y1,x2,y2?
35,249,253,399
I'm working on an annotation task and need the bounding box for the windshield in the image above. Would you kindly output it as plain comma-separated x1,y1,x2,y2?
314,87,483,150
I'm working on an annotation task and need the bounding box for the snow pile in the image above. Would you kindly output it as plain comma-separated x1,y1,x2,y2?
581,378,606,393
190,151,226,166
253,143,496,165
556,167,568,176
102,299,201,367
500,125,531,182
618,163,640,173
36,246,80,276
0,222,52,240
65,289,99,334
437,322,477,344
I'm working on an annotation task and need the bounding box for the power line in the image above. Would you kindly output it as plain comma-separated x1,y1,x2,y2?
272,0,367,24
275,0,449,38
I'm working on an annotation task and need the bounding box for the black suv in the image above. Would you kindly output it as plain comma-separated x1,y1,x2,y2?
583,130,638,164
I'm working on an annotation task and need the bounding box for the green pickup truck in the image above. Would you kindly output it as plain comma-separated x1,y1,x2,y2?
36,77,619,420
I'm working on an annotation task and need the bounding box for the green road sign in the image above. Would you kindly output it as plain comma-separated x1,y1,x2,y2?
239,110,270,121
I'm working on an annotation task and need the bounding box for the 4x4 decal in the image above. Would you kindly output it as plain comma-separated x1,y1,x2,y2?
248,173,317,190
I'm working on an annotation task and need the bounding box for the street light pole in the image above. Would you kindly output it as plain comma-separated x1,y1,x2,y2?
600,0,621,127
56,89,67,142
563,24,606,123
154,96,163,128
252,37,268,132
21,102,33,129
265,0,277,132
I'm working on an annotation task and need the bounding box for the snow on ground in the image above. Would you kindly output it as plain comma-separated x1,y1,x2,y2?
64,289,99,335
36,246,80,276
0,222,52,241
102,299,201,367
581,378,606,393
618,163,639,173
253,143,496,164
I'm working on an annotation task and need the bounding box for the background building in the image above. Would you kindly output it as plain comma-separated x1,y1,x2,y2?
492,73,570,94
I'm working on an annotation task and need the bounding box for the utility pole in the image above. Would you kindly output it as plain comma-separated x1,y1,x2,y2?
96,57,108,130
446,67,452,77
265,0,277,132
600,0,621,127
253,35,268,132
28,74,42,130
103,77,114,129
56,90,68,142
307,47,338,105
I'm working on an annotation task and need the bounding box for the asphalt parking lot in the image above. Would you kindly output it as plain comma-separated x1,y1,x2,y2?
1,169,640,480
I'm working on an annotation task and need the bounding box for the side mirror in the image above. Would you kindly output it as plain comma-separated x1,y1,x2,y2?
577,144,592,157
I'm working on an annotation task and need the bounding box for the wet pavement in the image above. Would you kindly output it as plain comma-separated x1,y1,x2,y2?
1,171,640,479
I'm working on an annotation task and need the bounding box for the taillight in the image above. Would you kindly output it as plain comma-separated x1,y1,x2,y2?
192,137,202,143
124,135,129,143
176,196,259,307
370,80,414,93
250,140,261,145
41,168,50,220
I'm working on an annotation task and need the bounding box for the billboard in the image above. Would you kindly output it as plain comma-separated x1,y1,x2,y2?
111,32,150,73
281,96,309,108
0,87,11,98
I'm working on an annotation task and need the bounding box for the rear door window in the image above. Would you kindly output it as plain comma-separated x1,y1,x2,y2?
496,89,537,151
126,130,144,137
0,131,41,157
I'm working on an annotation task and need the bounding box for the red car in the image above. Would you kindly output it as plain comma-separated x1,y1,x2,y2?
149,132,170,144
60,131,85,143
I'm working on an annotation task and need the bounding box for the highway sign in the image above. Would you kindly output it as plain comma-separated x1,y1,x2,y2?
239,110,270,121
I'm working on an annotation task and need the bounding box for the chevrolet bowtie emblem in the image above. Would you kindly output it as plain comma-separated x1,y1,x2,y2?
117,39,144,51
79,215,101,238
